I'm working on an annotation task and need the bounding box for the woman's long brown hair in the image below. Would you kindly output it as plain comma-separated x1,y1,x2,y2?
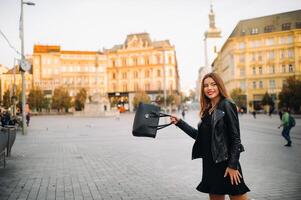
200,72,230,117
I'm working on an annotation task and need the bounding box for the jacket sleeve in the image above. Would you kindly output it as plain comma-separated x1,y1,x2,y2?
175,119,198,139
224,100,244,170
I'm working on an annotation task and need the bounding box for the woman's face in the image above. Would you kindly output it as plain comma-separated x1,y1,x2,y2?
203,77,220,100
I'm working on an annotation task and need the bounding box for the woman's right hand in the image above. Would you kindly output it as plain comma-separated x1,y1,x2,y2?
170,116,179,125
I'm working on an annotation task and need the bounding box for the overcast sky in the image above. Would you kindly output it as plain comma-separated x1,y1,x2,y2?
0,0,301,91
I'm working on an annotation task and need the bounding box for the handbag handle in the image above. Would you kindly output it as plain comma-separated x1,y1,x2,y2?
145,111,173,130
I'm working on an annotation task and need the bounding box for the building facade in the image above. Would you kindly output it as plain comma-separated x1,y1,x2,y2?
0,66,32,102
104,33,180,111
212,10,301,111
32,45,107,98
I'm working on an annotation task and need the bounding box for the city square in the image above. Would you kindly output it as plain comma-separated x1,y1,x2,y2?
1,1,301,200
0,111,300,200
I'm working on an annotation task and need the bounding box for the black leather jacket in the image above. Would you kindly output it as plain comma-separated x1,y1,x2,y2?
176,98,244,170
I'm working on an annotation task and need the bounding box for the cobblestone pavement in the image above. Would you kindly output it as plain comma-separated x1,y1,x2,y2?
0,111,301,200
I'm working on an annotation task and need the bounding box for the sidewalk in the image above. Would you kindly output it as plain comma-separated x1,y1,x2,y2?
0,112,300,200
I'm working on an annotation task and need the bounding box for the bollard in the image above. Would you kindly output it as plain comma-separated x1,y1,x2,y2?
0,129,8,167
4,125,17,157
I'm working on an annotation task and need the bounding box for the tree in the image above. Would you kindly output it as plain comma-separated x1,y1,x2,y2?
188,89,196,101
132,91,151,110
230,88,246,108
2,88,22,110
261,92,274,106
279,76,301,112
52,87,72,112
28,87,45,112
74,88,87,111
155,94,163,106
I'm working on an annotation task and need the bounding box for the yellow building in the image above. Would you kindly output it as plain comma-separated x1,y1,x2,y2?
212,10,301,111
0,66,33,99
32,45,107,98
104,33,180,111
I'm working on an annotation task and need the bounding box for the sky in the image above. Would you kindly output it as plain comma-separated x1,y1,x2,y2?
0,0,301,92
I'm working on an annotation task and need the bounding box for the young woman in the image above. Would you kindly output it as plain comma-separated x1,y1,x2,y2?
170,73,250,200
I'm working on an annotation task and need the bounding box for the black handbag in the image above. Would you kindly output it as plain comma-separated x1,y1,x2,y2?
132,102,172,138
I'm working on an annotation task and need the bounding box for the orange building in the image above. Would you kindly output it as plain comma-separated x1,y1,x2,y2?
104,33,180,111
32,45,107,98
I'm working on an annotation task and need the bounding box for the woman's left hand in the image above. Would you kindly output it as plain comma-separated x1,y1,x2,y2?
224,167,242,185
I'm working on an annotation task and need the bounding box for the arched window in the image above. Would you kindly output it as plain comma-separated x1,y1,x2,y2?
145,70,150,78
157,69,161,77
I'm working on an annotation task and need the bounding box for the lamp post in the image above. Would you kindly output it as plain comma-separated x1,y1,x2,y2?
204,32,208,70
20,0,35,134
162,50,167,112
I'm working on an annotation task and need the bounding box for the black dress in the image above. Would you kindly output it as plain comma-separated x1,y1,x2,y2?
196,113,250,195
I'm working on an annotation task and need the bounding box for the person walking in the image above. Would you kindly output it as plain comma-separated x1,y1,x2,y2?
170,73,249,200
181,109,186,119
278,107,292,147
252,110,256,119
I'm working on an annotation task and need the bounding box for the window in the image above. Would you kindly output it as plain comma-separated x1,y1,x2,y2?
287,36,293,43
240,68,245,76
133,71,138,78
259,66,263,74
132,57,138,66
259,80,263,88
251,28,259,35
169,69,173,77
269,80,276,89
264,25,274,33
253,81,256,89
134,83,139,91
239,42,245,49
112,73,116,79
252,67,256,75
269,65,275,74
239,55,245,62
282,23,291,31
289,64,294,72
288,49,294,58
168,56,173,64
157,69,161,77
156,55,161,64
122,58,127,66
282,65,286,73
251,53,256,61
280,37,286,44
123,84,127,92
265,38,274,46
145,70,150,78
157,81,161,90
258,52,262,61
240,81,246,90
122,72,127,79
268,51,274,60
144,56,149,65
111,59,116,67
145,83,150,91
280,50,285,59
296,22,301,29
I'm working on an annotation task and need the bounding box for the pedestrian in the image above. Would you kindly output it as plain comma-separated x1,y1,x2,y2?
181,109,185,119
170,73,249,200
278,107,292,147
278,110,283,121
26,112,31,127
252,110,256,119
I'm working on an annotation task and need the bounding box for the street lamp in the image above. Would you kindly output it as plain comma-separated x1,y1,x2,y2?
162,50,167,112
204,32,209,70
20,0,35,134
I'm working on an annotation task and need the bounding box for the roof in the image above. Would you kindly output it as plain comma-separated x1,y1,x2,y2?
104,32,172,52
34,45,103,54
230,9,301,37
